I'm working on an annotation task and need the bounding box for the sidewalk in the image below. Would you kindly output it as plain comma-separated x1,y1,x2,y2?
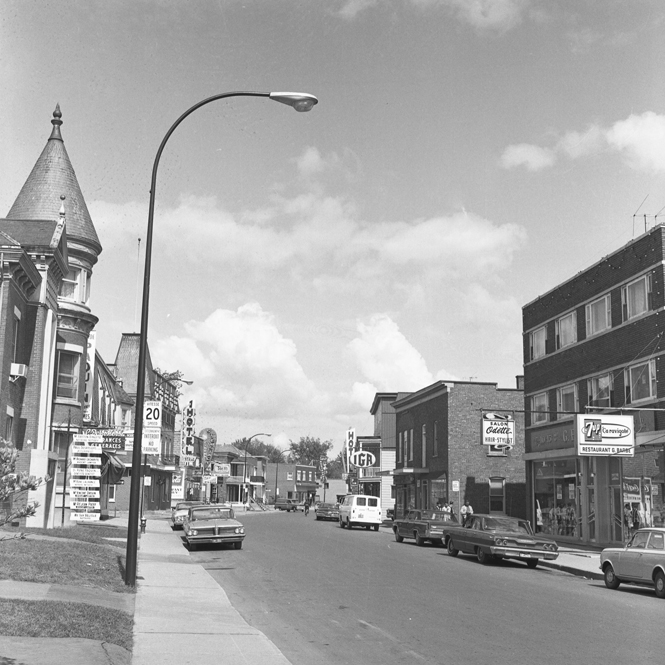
132,513,291,665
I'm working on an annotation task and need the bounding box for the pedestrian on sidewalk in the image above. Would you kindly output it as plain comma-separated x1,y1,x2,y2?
304,498,310,516
461,500,473,526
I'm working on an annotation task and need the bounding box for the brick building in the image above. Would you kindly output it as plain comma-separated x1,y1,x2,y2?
523,224,665,546
392,379,525,520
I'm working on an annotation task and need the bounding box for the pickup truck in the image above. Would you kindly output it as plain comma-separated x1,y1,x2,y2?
392,508,459,546
274,498,304,512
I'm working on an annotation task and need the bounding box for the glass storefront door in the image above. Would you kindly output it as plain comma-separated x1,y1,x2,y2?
533,458,580,538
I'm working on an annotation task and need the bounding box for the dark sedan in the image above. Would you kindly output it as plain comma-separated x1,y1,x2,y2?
444,514,559,568
315,503,340,521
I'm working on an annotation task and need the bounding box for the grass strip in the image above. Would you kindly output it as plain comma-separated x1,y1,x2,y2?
1,524,127,547
0,598,133,651
0,539,132,593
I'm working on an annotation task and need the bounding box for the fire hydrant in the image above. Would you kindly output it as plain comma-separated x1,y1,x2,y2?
140,517,147,534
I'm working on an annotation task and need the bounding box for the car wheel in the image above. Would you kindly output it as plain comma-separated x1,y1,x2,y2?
603,564,620,590
347,518,352,529
366,525,371,531
394,529,404,543
525,558,538,569
655,571,665,599
234,541,243,550
432,539,443,547
476,547,490,564
447,538,459,557
315,516,320,520
339,517,345,528
373,524,379,532
415,532,425,547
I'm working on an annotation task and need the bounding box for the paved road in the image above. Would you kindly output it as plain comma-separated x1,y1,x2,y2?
179,512,662,665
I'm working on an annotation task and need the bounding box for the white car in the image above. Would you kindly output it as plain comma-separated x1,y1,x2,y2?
600,527,665,599
338,494,382,531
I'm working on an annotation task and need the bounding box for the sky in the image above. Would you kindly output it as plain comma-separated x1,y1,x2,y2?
3,0,665,455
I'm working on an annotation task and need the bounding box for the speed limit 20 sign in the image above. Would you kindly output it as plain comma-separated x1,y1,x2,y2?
143,401,162,428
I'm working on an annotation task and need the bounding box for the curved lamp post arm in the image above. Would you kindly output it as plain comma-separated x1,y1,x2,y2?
125,91,317,587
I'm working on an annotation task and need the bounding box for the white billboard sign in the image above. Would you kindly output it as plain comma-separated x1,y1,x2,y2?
575,415,635,457
482,412,515,455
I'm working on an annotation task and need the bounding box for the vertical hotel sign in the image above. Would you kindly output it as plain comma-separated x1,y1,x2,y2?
71,431,103,521
575,415,635,456
181,400,197,467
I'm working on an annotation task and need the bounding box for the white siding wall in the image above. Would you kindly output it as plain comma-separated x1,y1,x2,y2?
381,449,395,510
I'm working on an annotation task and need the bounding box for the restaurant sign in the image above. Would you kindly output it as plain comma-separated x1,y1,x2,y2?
575,415,634,457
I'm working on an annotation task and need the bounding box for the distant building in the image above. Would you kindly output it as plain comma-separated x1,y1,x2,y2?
392,379,525,521
265,462,318,504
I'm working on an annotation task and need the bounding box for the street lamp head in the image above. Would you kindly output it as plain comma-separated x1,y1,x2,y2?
269,92,318,112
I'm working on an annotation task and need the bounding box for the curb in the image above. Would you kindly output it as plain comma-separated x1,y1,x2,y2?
538,560,603,580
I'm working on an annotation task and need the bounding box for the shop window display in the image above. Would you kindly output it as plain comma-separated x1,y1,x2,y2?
534,458,580,538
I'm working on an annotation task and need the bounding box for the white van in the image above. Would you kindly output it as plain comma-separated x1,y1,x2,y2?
338,494,382,530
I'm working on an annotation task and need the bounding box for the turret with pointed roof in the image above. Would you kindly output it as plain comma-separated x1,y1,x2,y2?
6,105,102,256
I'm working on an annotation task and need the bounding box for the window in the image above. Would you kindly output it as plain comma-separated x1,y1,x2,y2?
587,373,614,408
625,360,657,403
12,313,20,363
648,532,664,550
409,429,413,462
489,477,505,513
622,274,652,322
530,326,546,360
531,392,548,424
296,470,301,481
286,472,293,481
433,421,438,457
60,268,91,305
556,311,577,349
586,295,611,337
397,431,402,463
421,424,427,468
556,384,577,417
109,485,116,503
5,408,14,442
56,351,80,400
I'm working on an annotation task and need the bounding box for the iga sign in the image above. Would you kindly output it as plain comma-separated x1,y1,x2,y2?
575,415,634,457
349,450,376,468
482,413,515,455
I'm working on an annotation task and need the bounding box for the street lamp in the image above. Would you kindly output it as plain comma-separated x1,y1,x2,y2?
242,432,270,505
125,90,318,586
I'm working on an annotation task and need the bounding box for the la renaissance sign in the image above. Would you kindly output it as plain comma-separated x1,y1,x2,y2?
575,414,634,457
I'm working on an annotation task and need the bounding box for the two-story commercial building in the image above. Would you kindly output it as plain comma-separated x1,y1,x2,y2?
392,379,525,520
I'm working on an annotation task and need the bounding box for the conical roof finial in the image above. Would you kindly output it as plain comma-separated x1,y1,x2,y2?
50,104,63,141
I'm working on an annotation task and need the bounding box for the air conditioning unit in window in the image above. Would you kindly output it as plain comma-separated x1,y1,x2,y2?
9,363,28,380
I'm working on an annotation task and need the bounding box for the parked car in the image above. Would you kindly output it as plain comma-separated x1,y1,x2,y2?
393,509,459,546
182,505,245,550
170,500,205,530
338,494,382,530
315,502,340,521
600,528,665,598
444,514,559,568
275,498,304,512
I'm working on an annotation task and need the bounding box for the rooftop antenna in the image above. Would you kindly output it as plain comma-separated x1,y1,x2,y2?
632,194,648,237
654,203,665,225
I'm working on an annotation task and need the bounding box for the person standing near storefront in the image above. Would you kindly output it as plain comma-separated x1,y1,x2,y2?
461,500,473,526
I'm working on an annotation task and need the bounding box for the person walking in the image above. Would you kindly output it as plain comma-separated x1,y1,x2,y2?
460,500,473,526
304,498,310,516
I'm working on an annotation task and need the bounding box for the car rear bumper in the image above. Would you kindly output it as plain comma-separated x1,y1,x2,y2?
490,546,559,560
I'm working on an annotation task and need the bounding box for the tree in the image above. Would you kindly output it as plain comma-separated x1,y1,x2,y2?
1,439,47,530
288,436,333,466
325,451,344,479
232,438,286,463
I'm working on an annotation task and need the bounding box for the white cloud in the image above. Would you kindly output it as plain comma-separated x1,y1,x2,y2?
337,0,379,20
413,0,531,32
296,146,326,177
152,303,325,420
347,314,441,399
500,143,556,171
501,112,665,173
606,112,665,173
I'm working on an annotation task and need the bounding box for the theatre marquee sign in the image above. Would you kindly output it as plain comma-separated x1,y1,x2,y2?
575,415,634,457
